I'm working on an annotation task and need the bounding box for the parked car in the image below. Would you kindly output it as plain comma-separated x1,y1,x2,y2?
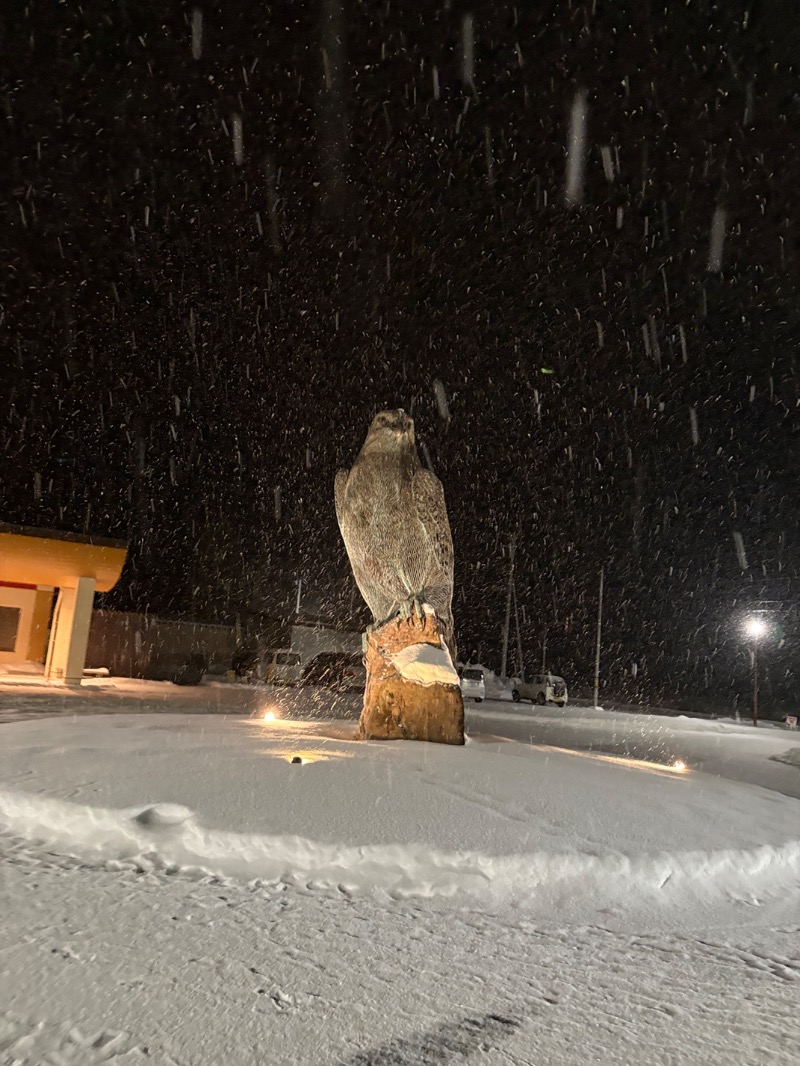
459,666,486,702
511,673,568,706
138,650,208,686
172,653,209,687
252,649,303,685
231,645,259,678
302,652,366,692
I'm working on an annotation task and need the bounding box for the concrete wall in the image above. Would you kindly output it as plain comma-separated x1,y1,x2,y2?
87,609,238,679
85,612,361,680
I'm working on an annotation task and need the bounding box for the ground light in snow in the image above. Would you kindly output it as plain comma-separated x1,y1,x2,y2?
280,748,350,765
246,722,355,765
255,743,352,765
280,750,353,765
251,703,288,722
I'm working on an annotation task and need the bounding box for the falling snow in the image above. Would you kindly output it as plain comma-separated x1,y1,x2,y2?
232,114,244,165
1,4,798,725
461,14,475,89
191,8,203,61
433,379,450,421
707,206,727,272
2,11,799,1061
732,531,749,571
565,90,588,206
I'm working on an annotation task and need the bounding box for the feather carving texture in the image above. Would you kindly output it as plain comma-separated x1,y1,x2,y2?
335,410,454,646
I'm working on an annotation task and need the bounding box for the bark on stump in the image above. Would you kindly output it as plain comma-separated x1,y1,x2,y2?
358,611,464,745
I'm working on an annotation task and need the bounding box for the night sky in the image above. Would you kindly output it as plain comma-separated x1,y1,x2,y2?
2,2,799,713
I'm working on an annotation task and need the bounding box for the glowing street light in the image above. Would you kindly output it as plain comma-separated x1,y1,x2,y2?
743,616,768,726
744,617,767,640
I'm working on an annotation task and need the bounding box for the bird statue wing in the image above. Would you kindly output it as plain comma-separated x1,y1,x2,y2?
335,465,397,621
334,468,349,530
412,468,454,579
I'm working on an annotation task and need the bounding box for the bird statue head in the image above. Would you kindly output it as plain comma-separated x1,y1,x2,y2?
365,409,416,450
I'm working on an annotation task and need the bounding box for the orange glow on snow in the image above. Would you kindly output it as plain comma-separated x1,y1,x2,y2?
533,744,691,776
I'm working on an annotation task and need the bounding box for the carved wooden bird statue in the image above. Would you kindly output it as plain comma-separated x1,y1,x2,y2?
335,409,455,652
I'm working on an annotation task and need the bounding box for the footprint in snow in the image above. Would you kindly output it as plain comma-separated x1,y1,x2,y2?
256,990,295,1011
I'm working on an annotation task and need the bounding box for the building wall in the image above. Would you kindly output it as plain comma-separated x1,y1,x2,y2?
0,527,128,684
289,624,362,664
0,584,54,665
0,585,36,664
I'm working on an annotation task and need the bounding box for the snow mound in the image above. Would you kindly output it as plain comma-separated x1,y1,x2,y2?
132,803,194,829
390,641,460,687
1,787,799,914
771,746,800,768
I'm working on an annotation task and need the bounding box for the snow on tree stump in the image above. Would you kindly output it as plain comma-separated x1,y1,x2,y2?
358,607,464,745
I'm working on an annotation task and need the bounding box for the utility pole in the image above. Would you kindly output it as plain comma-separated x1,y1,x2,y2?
512,577,525,682
593,567,604,709
295,577,303,618
743,617,767,726
319,0,347,215
500,536,516,679
541,628,547,673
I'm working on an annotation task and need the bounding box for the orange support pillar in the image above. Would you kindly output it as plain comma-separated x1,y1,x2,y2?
44,577,96,686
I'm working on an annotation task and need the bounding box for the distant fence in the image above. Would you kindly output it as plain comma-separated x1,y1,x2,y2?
86,609,238,679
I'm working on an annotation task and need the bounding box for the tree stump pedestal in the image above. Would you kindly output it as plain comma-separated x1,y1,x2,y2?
358,609,464,745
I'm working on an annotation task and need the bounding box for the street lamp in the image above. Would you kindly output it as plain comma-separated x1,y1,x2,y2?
744,617,767,726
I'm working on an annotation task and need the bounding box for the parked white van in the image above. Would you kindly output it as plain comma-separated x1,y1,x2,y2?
459,666,486,702
253,649,303,685
511,673,568,706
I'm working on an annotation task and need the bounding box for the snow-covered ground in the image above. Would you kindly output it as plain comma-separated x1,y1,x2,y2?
466,699,800,801
1,693,799,1064
0,676,363,726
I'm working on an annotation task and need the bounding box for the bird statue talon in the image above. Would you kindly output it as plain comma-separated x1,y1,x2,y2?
396,595,424,627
